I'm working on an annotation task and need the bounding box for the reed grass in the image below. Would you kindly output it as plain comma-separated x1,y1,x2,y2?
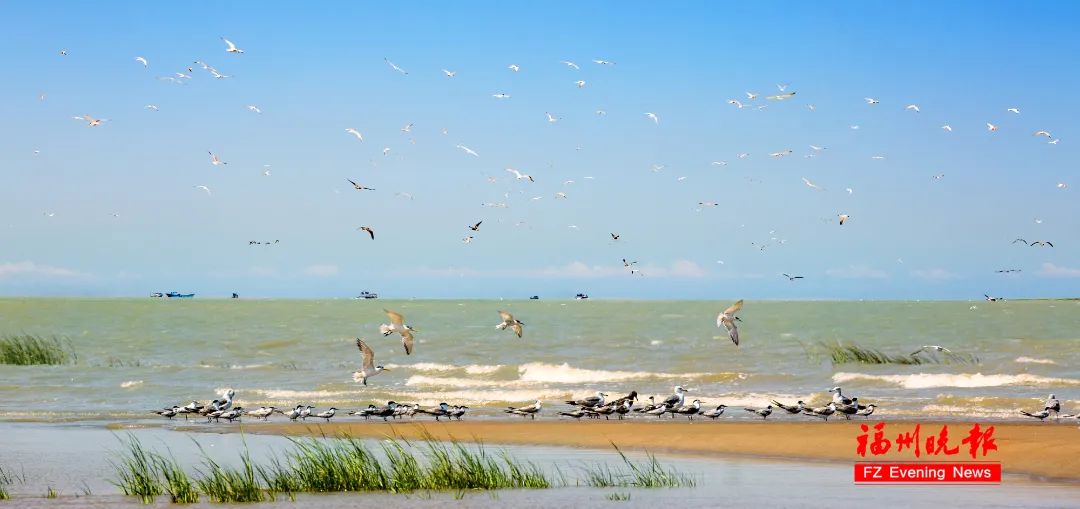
813,341,978,366
109,434,684,504
0,334,73,365
607,491,631,501
583,444,695,488
0,465,12,500
45,486,58,498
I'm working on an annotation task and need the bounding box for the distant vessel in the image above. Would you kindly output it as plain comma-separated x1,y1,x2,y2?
150,292,163,298
356,291,379,300
165,292,195,298
529,295,540,300
231,293,239,299
575,293,589,300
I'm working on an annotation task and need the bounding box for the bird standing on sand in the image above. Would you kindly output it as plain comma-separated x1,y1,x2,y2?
567,392,607,408
771,400,805,414
856,404,877,419
829,387,855,406
744,405,772,420
495,310,524,338
313,408,337,422
352,339,389,385
1020,409,1051,421
701,405,727,419
379,309,416,355
155,406,180,419
716,300,744,346
662,386,689,408
804,402,837,421
505,400,542,419
1045,394,1061,415
674,400,702,419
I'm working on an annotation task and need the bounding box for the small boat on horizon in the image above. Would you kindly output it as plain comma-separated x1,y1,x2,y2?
575,293,589,300
165,292,195,298
356,291,379,300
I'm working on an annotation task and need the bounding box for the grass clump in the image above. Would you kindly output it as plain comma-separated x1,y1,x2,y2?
583,444,695,488
0,334,74,365
155,452,198,503
194,446,264,503
0,465,14,500
607,491,631,501
110,435,163,503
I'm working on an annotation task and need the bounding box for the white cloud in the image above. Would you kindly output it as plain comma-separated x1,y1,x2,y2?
0,261,87,279
301,264,339,277
910,268,958,281
1037,263,1080,278
825,265,889,279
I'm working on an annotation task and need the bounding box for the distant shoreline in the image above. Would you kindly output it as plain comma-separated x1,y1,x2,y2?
0,296,1077,302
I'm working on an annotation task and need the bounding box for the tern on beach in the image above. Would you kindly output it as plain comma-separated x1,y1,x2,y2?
744,405,773,420
716,300,744,346
352,339,389,385
804,402,837,421
771,400,806,414
701,405,728,419
566,392,606,408
1020,409,1051,421
495,310,524,338
505,400,542,419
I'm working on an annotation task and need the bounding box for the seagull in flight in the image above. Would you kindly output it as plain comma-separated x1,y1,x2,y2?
782,274,804,281
145,104,159,111
905,104,920,112
456,145,479,157
345,128,364,142
592,59,615,65
347,179,374,191
1007,107,1020,114
384,58,408,75
1034,130,1052,138
560,60,580,70
358,226,375,240
716,300,744,346
351,339,388,386
574,80,585,88
864,97,880,105
208,152,227,166
247,105,262,114
746,91,759,100
508,64,520,72
941,124,953,132
134,56,148,67
492,93,511,99
496,310,524,338
506,168,534,182
727,99,744,109
194,185,212,197
73,115,106,127
911,345,952,356
802,177,823,190
545,112,559,123
381,309,415,355
442,69,456,77
838,214,850,225
468,221,482,231
644,112,660,125
987,122,998,132
766,92,796,100
222,37,244,54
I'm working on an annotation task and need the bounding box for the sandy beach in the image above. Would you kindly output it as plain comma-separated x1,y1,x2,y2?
193,420,1080,482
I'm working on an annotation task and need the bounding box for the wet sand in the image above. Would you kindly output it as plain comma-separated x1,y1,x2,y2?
203,419,1080,482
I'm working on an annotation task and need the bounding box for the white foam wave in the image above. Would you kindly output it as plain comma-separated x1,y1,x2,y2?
384,362,504,374
833,372,1080,389
516,362,723,384
120,380,143,389
1015,357,1058,365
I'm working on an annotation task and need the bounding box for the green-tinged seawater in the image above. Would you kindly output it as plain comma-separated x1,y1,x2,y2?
1,298,1078,421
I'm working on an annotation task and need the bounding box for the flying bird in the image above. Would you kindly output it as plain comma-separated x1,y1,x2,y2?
839,214,849,225
492,93,511,99
508,64,520,72
134,56,148,67
727,99,744,109
381,309,415,355
644,112,660,125
766,92,796,100
560,60,579,70
782,274,804,281
442,69,456,77
358,226,375,240
384,58,408,75
592,59,615,65
864,97,880,105
496,310,524,338
1007,107,1020,114
145,104,159,111
222,37,244,54
716,300,744,346
911,345,952,356
545,112,559,123
73,115,106,127
344,128,364,141
941,124,953,132
352,339,388,386
574,80,586,88
469,221,482,231
987,122,998,132
1034,130,1052,138
905,104,920,112
194,185,212,196
208,152,227,166
1030,241,1054,247
347,179,374,191
456,145,480,157
611,233,620,240
506,168,534,182
802,177,823,190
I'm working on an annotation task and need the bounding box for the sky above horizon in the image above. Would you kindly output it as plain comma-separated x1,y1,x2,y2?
0,1,1078,300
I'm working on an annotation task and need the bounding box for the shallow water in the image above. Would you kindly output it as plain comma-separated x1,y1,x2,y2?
0,423,1077,508
1,298,1079,422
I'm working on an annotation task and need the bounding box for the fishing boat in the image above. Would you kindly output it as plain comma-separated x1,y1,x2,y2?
165,292,195,298
575,293,589,300
356,291,379,300
150,292,163,298
529,295,540,300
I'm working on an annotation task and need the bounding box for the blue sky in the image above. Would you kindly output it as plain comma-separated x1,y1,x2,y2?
0,1,1077,299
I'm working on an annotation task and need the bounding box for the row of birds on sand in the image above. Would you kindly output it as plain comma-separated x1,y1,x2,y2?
1017,393,1080,422
155,390,470,423
510,385,877,422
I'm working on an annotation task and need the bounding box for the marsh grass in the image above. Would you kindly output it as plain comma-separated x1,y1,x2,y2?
110,434,684,504
607,491,631,501
583,444,695,488
0,465,13,500
0,334,74,365
812,341,979,366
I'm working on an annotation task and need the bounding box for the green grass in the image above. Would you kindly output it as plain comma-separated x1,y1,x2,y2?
109,435,163,503
582,444,695,488
607,491,631,501
0,465,14,500
45,486,58,498
109,434,689,504
813,341,978,366
0,334,74,365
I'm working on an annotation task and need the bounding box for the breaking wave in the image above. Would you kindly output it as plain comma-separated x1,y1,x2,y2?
833,372,1080,389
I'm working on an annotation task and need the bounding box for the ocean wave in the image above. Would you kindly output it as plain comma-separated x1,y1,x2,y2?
1015,357,1058,365
120,380,143,389
384,362,504,374
516,362,740,384
833,372,1080,389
